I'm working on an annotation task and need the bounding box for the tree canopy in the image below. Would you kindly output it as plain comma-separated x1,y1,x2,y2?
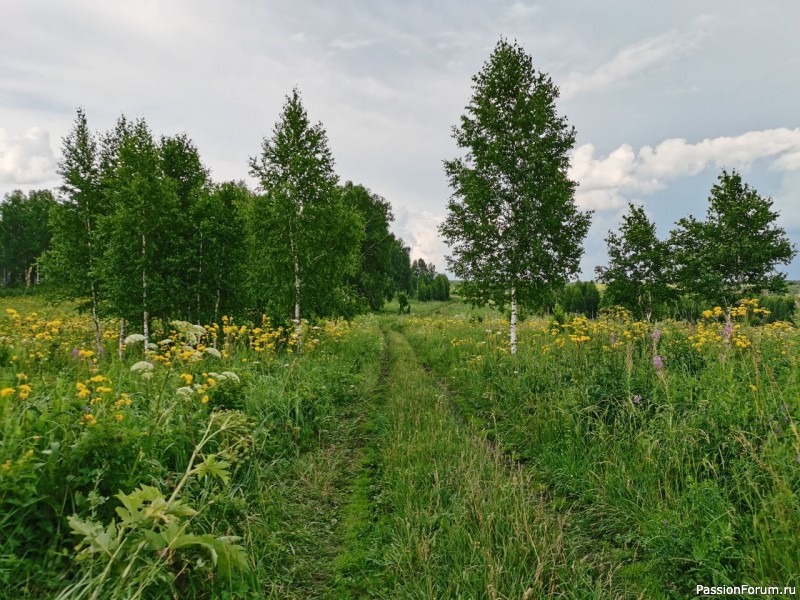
596,203,674,320
669,169,797,305
248,89,364,346
440,38,591,352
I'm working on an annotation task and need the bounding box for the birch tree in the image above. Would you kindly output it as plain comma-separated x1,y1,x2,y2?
342,182,396,311
440,39,591,353
248,89,362,349
0,190,55,288
44,108,107,354
195,181,250,323
159,133,211,322
669,169,797,305
102,118,179,348
596,203,674,321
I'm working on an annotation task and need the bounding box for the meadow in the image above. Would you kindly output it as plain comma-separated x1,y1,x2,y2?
1,294,798,598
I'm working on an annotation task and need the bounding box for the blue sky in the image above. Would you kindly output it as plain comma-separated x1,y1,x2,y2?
2,0,799,278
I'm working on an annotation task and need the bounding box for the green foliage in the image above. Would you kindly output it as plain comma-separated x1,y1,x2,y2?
440,38,592,313
61,411,252,599
397,292,410,314
191,181,250,323
42,108,106,313
0,297,384,597
557,280,600,317
0,189,56,288
342,182,396,311
757,293,796,322
388,236,413,296
410,258,436,296
248,89,364,323
401,301,800,595
158,133,212,323
596,203,674,320
100,118,181,331
669,169,797,305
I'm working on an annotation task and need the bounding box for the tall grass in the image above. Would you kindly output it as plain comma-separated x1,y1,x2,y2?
0,299,383,598
400,301,800,596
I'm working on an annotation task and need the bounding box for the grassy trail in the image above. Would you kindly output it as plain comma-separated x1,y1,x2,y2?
253,316,603,598
245,331,387,598
352,322,598,598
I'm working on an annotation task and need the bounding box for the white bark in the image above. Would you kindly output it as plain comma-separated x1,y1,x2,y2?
294,253,302,353
86,212,102,356
142,232,149,349
118,318,126,359
196,236,203,324
510,285,518,355
90,282,103,357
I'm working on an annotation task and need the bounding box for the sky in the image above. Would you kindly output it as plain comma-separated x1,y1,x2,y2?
2,0,799,278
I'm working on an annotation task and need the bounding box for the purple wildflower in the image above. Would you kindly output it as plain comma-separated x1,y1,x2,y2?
651,329,661,343
633,394,642,405
71,348,80,360
723,322,734,339
653,355,664,371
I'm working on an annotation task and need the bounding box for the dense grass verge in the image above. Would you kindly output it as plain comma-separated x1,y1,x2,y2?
0,298,384,598
400,301,800,597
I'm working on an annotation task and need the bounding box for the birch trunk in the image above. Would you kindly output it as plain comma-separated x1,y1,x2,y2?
142,232,149,350
510,285,518,355
86,213,102,356
196,236,203,324
90,282,103,357
118,318,126,359
294,253,302,353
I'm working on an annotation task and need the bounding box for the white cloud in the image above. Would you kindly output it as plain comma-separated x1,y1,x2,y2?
561,19,711,99
330,35,377,50
0,127,57,184
503,2,540,20
394,206,447,265
570,128,800,211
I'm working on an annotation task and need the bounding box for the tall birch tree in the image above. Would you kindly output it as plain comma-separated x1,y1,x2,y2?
44,108,107,354
440,39,591,354
248,89,362,349
102,118,179,348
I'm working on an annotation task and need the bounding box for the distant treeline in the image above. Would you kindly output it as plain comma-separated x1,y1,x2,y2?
0,98,451,350
546,281,796,323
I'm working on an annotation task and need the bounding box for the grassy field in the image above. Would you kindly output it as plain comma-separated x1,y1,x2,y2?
1,296,798,598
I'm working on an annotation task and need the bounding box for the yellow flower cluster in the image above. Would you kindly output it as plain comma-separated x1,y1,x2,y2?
1,304,120,367
75,374,116,406
689,322,724,351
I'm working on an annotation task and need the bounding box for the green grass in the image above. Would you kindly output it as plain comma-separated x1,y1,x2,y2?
398,301,800,597
3,296,798,598
367,322,604,598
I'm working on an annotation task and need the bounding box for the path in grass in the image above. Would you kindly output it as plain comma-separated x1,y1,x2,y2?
259,318,604,597
249,332,387,599
341,323,601,598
